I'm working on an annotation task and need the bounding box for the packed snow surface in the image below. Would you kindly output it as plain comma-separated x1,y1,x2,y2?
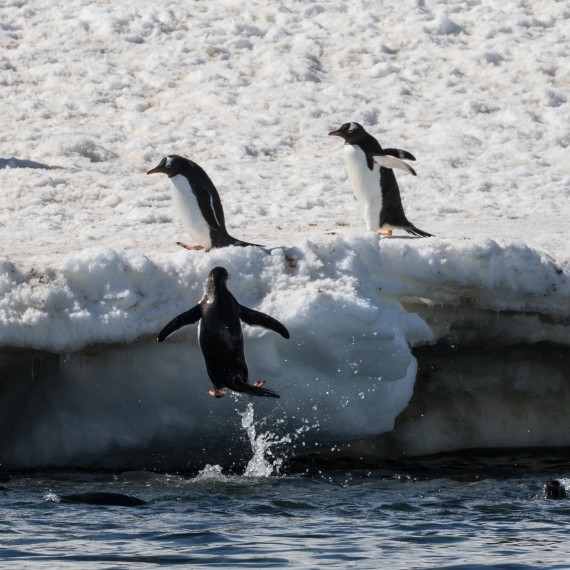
0,0,569,468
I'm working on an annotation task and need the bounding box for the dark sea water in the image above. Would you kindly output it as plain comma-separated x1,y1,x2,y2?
2,448,570,569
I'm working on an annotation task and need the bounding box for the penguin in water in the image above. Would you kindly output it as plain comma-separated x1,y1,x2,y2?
158,266,289,398
544,480,567,500
329,122,433,238
147,155,261,251
60,492,147,507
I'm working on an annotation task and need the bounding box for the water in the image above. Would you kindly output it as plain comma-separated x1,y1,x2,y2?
1,405,570,569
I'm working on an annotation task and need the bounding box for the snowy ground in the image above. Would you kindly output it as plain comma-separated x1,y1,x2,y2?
1,0,569,262
0,0,569,468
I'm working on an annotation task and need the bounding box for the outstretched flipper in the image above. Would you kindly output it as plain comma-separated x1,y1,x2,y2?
369,153,417,176
383,148,416,161
239,306,290,338
157,305,202,342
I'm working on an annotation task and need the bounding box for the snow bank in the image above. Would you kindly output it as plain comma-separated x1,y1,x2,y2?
0,239,429,469
0,236,568,469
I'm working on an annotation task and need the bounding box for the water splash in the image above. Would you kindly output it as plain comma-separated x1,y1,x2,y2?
191,405,318,482
43,492,60,502
240,403,286,477
240,403,316,478
194,464,228,483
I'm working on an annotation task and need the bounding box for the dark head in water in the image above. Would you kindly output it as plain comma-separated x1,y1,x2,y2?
544,480,567,500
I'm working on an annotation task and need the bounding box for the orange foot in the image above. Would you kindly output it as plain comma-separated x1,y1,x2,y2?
208,388,228,398
253,381,266,388
378,229,393,237
177,241,205,251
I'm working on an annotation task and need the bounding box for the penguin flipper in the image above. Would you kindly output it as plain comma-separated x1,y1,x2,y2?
157,305,202,342
383,148,416,161
369,153,417,176
239,306,290,339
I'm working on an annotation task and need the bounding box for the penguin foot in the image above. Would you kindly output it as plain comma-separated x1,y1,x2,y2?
177,241,205,251
208,388,228,398
253,381,266,388
378,229,393,237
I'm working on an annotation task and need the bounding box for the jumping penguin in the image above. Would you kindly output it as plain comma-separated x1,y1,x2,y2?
157,267,289,398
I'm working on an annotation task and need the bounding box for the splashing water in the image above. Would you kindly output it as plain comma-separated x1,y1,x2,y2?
193,464,227,482
240,403,317,478
193,404,318,481
240,403,287,477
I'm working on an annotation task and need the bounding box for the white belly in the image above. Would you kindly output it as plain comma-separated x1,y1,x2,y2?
170,174,213,249
344,145,382,232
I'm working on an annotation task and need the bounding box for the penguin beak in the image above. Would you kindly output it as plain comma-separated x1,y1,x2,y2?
328,129,343,137
147,164,163,175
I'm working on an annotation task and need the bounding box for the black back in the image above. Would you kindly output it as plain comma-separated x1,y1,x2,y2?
60,492,147,507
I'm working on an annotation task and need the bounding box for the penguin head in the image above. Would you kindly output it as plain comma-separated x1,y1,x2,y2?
147,155,187,178
205,267,230,299
208,266,230,286
544,480,567,500
329,122,366,143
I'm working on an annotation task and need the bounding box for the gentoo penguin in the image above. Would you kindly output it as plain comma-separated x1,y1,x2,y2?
158,266,289,398
60,492,147,507
147,155,260,251
544,480,567,500
329,122,433,238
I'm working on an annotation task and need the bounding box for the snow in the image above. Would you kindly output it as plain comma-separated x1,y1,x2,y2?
0,0,569,469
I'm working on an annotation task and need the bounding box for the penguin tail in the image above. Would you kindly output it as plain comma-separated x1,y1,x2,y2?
236,382,280,398
230,237,265,249
405,225,434,238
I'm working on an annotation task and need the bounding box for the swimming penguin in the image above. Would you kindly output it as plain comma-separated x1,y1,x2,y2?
544,480,567,500
147,155,261,251
60,492,147,507
329,122,433,238
158,266,289,398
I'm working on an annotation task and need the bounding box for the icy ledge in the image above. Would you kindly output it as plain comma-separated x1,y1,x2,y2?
0,235,568,469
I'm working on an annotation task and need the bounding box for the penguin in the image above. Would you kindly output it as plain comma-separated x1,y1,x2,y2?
157,266,289,398
544,480,567,500
59,492,147,507
329,122,433,238
147,155,261,251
